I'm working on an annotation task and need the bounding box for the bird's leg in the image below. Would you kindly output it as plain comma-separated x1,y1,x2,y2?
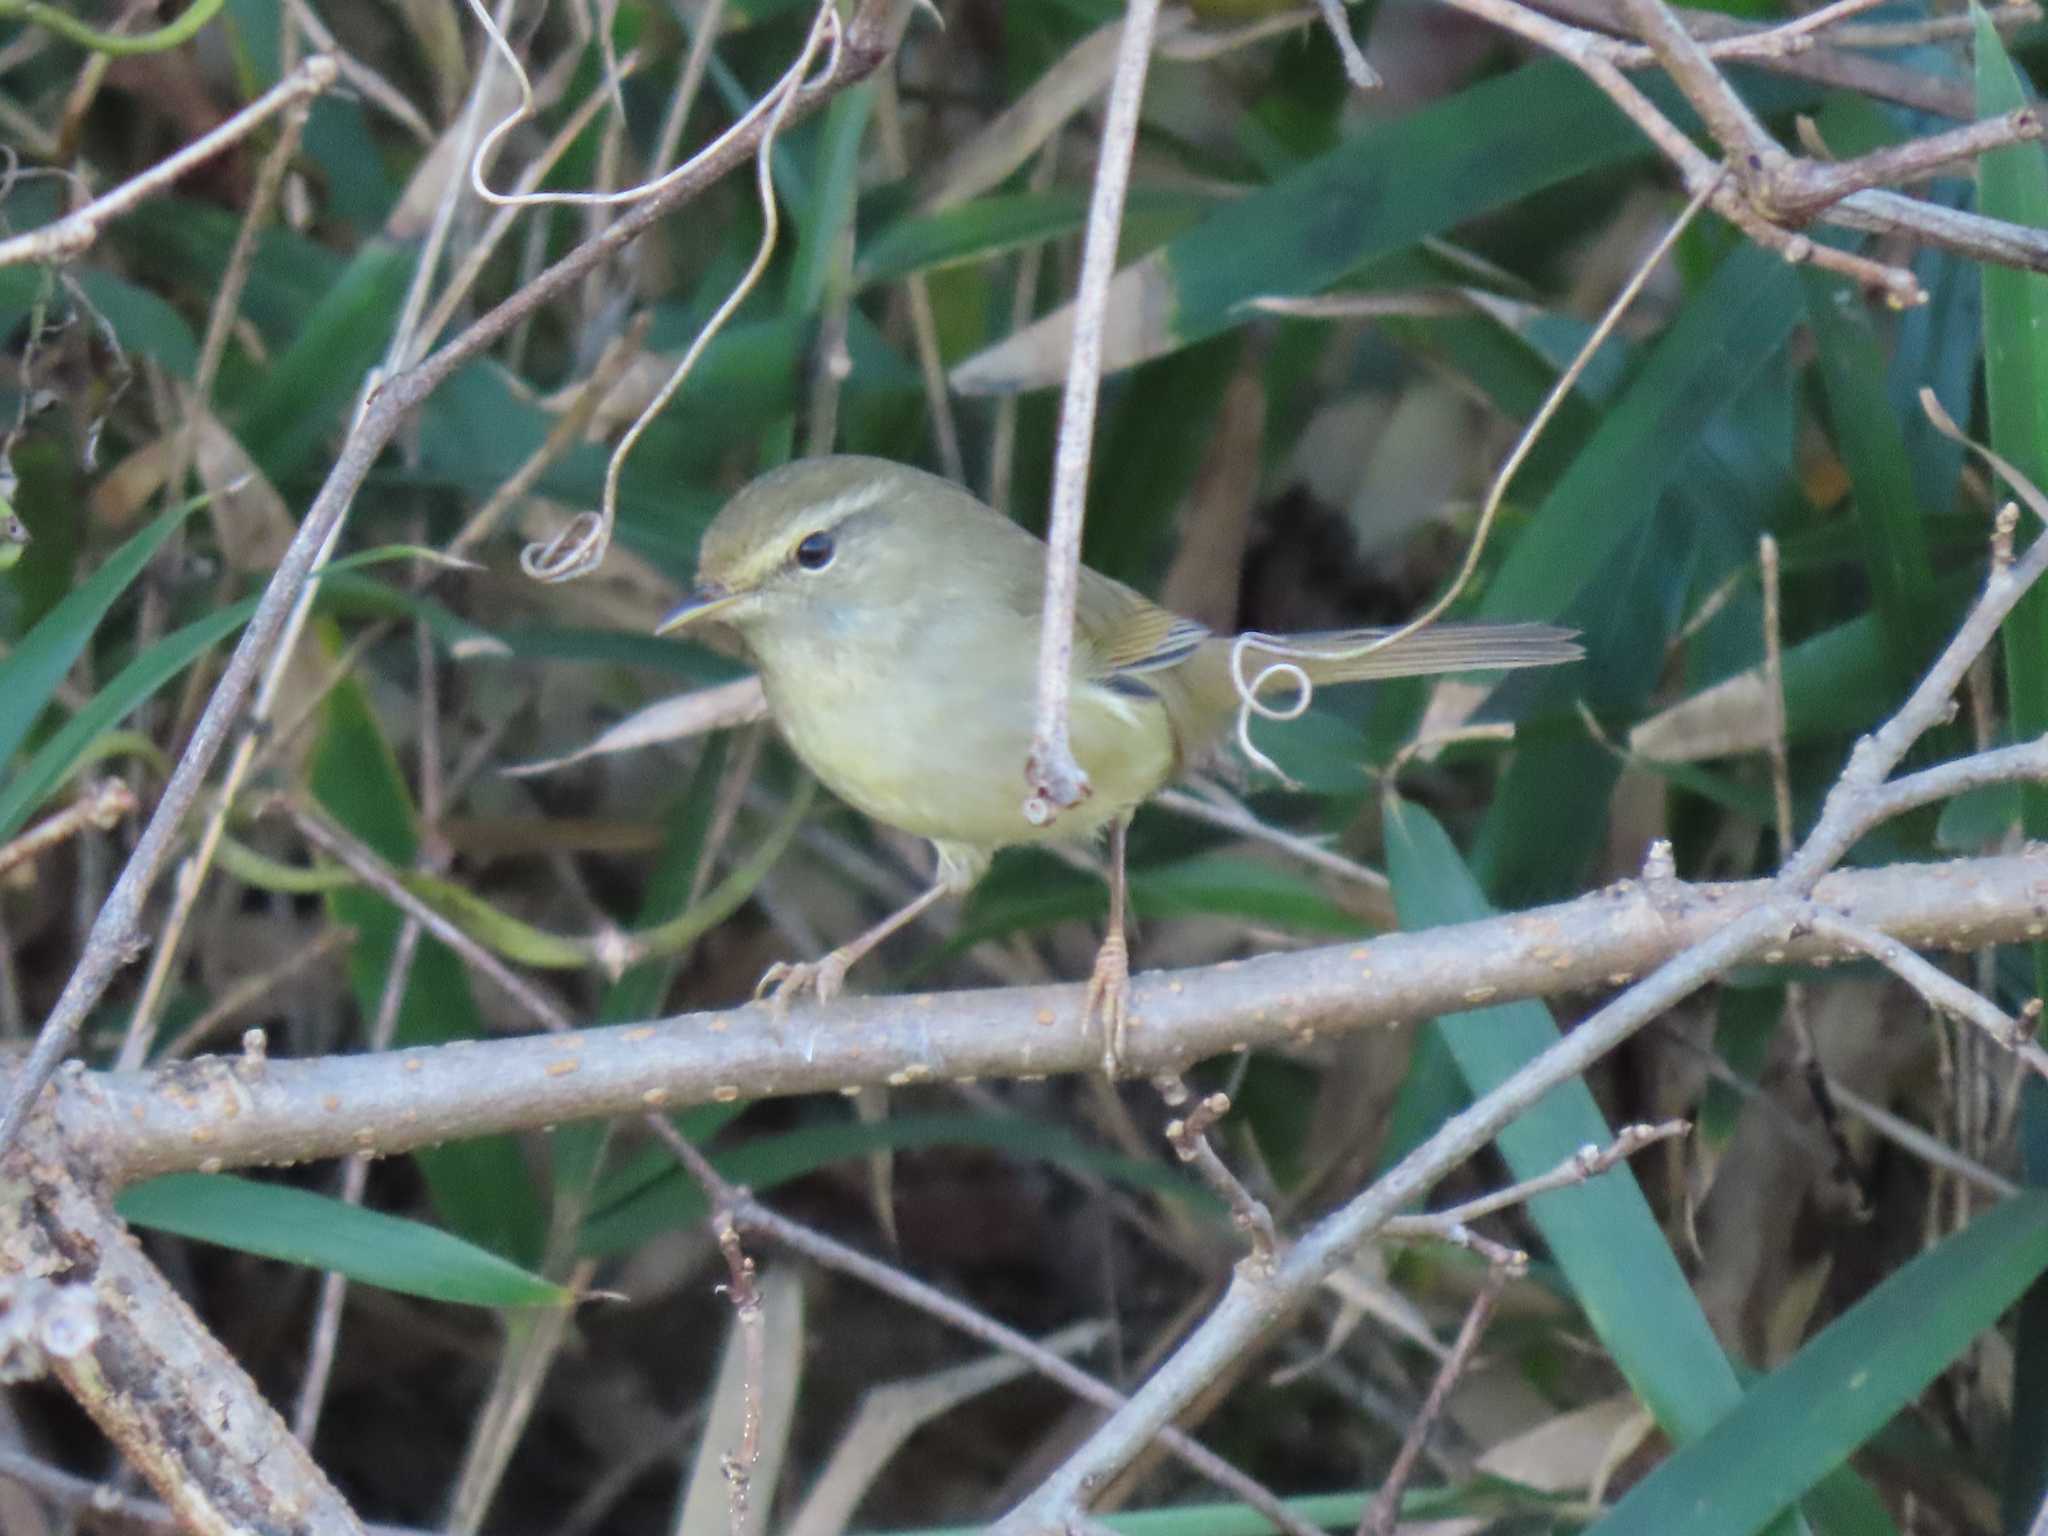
756,879,953,1008
1086,816,1134,1077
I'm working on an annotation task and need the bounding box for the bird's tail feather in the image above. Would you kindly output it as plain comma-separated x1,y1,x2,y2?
1246,622,1583,686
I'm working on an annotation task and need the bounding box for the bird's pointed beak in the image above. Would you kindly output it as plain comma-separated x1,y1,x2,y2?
657,583,742,635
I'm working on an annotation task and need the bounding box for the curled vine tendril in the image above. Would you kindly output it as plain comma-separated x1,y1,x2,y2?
459,0,845,585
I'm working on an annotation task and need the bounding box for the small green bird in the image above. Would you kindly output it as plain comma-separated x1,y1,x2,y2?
659,456,1579,1063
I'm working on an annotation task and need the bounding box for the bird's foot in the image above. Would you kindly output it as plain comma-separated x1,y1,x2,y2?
1085,932,1132,1078
755,950,851,1010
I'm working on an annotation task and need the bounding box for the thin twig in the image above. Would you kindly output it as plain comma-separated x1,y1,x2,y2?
1153,785,1391,895
713,1184,1323,1536
284,0,433,142
1532,0,1976,117
654,0,729,175
1833,3,2038,47
0,779,135,879
0,56,336,266
874,70,966,482
1309,0,1380,89
1025,0,1163,823
284,802,576,1033
291,914,420,1445
1161,1083,1280,1266
714,1211,767,1536
1358,1258,1518,1536
1382,1120,1690,1237
1760,535,1794,856
1761,531,1859,1206
1825,1077,2017,1201
1810,909,2048,1080
988,137,1060,513
417,55,645,352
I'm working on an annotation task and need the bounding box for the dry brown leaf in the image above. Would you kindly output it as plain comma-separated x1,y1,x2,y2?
1160,349,1263,628
88,403,294,571
385,62,522,240
918,13,1187,212
787,1322,1105,1536
951,250,1180,395
502,677,769,778
1629,667,1774,763
1477,1392,1649,1492
190,409,294,572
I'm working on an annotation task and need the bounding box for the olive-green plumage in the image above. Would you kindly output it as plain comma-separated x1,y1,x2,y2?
663,455,1580,896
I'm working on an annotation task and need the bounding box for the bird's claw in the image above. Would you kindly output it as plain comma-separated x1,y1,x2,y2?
755,951,851,1010
1086,932,1132,1077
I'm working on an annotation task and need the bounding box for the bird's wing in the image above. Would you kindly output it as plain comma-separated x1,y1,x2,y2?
1074,568,1210,687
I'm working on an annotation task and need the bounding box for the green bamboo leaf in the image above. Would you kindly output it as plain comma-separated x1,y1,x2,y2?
0,493,199,774
0,545,460,841
0,579,242,843
1388,798,1748,1441
72,269,199,378
788,83,875,316
313,644,547,1263
1474,246,1799,903
1803,271,1937,686
861,189,1093,285
1591,1193,2048,1536
118,200,345,346
232,239,416,481
118,1174,570,1308
1480,242,1801,625
952,59,1645,393
857,187,1206,288
1977,8,2048,833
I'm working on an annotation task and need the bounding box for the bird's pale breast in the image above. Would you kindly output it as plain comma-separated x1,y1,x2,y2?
753,609,1177,852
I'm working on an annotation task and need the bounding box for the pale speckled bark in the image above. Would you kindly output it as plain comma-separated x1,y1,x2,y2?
0,1104,364,1534
43,848,2048,1188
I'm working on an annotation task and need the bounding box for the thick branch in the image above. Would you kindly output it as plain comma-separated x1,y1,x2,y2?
55,850,2048,1184
0,1110,363,1532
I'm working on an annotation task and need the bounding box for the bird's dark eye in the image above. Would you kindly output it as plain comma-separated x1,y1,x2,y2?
795,531,835,571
